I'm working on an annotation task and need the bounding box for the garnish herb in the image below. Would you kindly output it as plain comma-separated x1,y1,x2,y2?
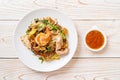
39,57,44,63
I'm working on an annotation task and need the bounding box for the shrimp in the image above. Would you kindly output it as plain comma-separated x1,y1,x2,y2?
35,27,51,46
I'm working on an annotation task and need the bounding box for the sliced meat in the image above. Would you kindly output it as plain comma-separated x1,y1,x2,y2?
21,35,31,49
55,35,69,55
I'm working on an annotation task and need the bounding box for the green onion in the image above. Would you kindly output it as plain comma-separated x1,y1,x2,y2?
47,23,58,31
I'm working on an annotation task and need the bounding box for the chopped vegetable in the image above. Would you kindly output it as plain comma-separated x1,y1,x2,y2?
41,20,48,25
51,53,60,60
47,22,58,31
27,27,37,37
37,22,46,31
38,22,46,28
46,46,51,52
39,57,44,63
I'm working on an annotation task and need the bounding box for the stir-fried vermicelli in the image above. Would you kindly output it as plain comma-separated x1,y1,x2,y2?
21,17,69,62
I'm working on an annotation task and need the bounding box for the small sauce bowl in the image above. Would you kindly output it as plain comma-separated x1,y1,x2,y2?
84,26,107,52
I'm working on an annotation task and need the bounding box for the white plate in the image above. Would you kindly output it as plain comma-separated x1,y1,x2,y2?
14,9,78,72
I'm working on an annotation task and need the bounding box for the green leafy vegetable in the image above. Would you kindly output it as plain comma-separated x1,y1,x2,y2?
47,23,58,31
40,19,59,31
39,57,44,63
41,20,48,25
37,22,46,32
38,22,46,28
46,46,51,52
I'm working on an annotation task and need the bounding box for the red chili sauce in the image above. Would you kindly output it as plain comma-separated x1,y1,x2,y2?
86,30,104,49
